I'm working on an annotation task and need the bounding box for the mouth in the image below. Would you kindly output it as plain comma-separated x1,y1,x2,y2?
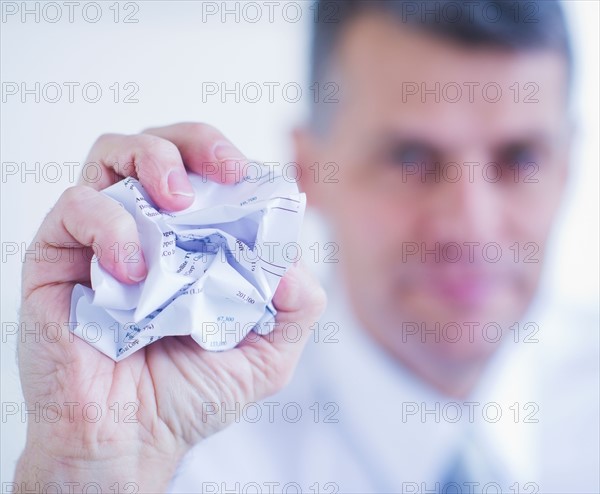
394,262,507,310
430,273,498,308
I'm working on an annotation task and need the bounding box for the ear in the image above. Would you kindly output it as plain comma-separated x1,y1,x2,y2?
561,119,576,184
550,119,575,214
292,126,327,211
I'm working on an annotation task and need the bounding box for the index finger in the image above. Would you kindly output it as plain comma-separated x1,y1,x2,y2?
143,122,250,184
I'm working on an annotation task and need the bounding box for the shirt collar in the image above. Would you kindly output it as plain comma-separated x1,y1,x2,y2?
303,276,466,487
304,270,542,488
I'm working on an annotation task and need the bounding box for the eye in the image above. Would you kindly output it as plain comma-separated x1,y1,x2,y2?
389,144,434,167
499,143,538,168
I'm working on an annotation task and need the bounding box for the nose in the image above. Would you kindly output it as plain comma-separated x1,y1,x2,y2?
426,157,501,248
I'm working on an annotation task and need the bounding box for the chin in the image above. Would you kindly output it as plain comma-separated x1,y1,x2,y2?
431,334,504,363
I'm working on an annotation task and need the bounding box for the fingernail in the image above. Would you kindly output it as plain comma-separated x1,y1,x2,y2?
214,142,245,163
128,267,147,283
167,170,194,197
127,250,147,282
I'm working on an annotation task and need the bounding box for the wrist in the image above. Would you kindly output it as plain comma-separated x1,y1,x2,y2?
15,437,181,493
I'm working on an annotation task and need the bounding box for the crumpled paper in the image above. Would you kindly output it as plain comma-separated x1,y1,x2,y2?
69,167,306,361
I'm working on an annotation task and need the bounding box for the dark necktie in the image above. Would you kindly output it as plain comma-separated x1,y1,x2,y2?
438,454,473,494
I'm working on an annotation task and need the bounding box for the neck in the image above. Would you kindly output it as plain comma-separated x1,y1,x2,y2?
367,327,498,399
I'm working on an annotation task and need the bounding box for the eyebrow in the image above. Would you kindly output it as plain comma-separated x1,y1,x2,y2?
370,129,560,155
491,131,559,154
367,133,445,160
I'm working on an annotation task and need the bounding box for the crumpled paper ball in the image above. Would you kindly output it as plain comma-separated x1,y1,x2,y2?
69,168,306,361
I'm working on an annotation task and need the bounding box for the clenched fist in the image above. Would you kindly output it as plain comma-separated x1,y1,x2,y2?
15,123,326,492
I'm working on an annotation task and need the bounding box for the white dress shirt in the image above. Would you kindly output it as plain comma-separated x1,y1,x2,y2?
168,272,599,494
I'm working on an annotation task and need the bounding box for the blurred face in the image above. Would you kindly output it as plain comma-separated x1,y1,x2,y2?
297,14,571,395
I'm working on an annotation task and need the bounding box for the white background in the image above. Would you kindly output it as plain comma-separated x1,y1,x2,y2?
1,0,598,483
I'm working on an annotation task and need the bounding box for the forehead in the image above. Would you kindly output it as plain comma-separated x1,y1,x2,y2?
331,13,569,147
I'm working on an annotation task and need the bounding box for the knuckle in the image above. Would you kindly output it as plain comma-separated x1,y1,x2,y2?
61,186,137,242
131,135,180,167
183,122,220,140
258,354,287,394
61,185,94,210
104,208,137,238
268,357,295,393
127,133,161,153
294,265,328,318
93,132,120,149
311,284,328,317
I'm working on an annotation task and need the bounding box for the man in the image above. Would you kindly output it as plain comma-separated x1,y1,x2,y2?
15,1,599,493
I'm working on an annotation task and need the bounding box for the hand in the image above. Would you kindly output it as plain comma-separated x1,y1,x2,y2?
15,123,326,492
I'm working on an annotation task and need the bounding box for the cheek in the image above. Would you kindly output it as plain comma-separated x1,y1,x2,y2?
331,184,414,264
507,178,564,246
